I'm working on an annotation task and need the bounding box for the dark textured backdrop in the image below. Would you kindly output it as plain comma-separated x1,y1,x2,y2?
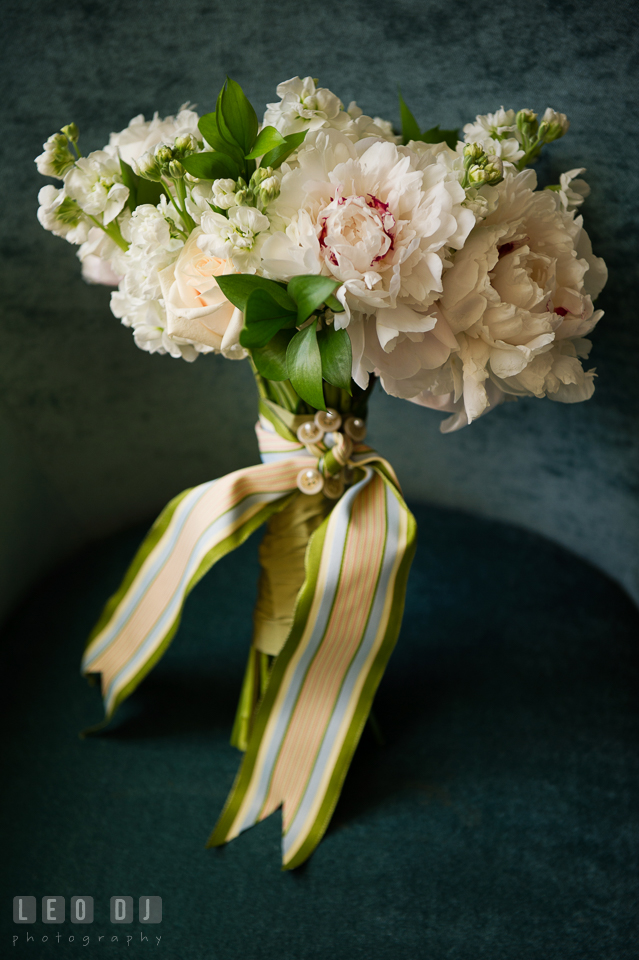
1,3,638,957
1,0,638,619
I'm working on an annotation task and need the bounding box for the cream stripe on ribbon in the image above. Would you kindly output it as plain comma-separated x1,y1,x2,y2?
82,414,416,868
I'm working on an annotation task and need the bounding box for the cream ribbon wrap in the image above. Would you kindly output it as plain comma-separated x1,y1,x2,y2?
82,400,416,869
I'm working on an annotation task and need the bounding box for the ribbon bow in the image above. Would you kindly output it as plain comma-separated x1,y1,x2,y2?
82,398,416,869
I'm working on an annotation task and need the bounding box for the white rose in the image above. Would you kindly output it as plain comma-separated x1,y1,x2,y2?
158,228,246,357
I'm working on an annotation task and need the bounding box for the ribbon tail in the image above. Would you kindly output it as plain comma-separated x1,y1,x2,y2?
209,463,417,869
81,460,305,726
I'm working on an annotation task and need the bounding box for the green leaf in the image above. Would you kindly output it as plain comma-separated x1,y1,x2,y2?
261,131,307,169
239,289,296,349
251,329,293,380
119,159,163,210
318,327,352,392
220,77,259,156
137,178,164,206
136,178,164,206
181,152,239,181
216,274,296,313
287,275,340,323
245,125,287,160
199,112,237,155
119,158,138,211
286,320,325,410
420,125,459,150
398,88,422,145
324,292,345,313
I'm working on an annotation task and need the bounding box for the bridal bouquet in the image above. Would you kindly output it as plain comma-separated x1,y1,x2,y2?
36,77,607,868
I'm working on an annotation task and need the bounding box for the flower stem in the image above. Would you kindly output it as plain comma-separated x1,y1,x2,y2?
88,215,129,251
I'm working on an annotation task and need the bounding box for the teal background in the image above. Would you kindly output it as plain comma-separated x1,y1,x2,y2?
1,0,638,956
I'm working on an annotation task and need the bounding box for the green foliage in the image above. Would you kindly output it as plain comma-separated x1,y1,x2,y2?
261,131,307,169
181,152,239,181
398,89,459,150
251,329,294,380
287,275,340,324
219,77,259,155
220,272,354,403
119,158,163,212
318,327,352,392
240,289,297,349
398,89,422,143
286,320,325,410
216,274,295,312
195,81,307,185
245,126,287,160
420,125,459,150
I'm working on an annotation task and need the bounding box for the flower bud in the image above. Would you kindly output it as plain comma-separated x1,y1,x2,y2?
61,122,80,143
464,142,485,162
234,188,249,205
168,160,186,179
173,134,199,158
483,157,504,184
250,165,274,189
136,150,163,181
155,143,173,165
539,108,569,142
258,175,280,205
468,164,489,184
516,109,538,137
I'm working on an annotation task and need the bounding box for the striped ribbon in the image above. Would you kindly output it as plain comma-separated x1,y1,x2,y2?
82,406,416,869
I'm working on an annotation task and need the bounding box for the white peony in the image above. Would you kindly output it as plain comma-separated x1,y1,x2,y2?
106,105,200,166
199,205,271,273
158,228,246,357
37,184,90,244
409,168,607,430
65,151,129,224
259,130,475,386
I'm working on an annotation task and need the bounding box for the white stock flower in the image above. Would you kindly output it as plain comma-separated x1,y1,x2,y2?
540,107,570,139
264,77,344,135
37,184,90,244
158,228,246,358
410,168,607,431
463,107,524,164
109,204,212,361
264,77,399,145
199,205,271,272
65,151,129,224
106,105,200,166
77,226,125,285
550,168,591,212
211,178,238,210
35,133,76,179
260,129,475,387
